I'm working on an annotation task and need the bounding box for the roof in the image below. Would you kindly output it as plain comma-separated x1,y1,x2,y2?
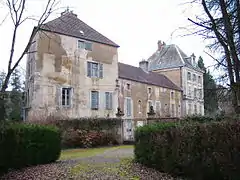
40,11,119,48
118,62,181,91
148,44,203,72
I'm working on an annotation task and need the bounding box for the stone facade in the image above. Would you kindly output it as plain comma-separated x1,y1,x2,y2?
148,41,204,116
118,78,182,119
25,30,119,119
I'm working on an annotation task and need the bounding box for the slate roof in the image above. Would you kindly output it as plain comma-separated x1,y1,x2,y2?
40,11,119,48
118,62,181,91
148,44,203,72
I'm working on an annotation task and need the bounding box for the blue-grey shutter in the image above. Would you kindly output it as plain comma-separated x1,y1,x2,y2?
99,64,103,78
109,93,113,109
105,92,109,109
87,62,91,77
91,91,99,109
96,91,99,109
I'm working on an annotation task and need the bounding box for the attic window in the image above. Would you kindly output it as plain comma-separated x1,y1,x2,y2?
148,87,152,94
77,40,92,51
127,83,130,90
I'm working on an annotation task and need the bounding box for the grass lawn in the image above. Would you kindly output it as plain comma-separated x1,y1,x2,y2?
60,145,133,160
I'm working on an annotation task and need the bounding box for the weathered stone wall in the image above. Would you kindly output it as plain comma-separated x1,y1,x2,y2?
26,31,118,119
118,78,182,119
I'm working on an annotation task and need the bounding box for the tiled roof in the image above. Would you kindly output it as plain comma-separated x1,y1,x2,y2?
118,62,181,91
40,11,119,48
148,44,203,72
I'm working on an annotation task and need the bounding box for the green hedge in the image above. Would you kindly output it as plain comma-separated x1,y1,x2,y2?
30,118,122,148
134,121,240,180
0,123,61,173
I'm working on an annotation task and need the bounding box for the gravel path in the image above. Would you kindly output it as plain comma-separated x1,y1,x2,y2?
1,146,185,180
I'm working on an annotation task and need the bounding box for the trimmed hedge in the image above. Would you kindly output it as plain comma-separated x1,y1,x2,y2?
0,123,61,173
30,118,122,148
134,121,240,180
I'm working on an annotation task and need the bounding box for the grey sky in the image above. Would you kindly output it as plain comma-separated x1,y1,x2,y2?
0,0,215,75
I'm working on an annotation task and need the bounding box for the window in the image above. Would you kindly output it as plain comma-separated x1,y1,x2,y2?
198,76,201,84
78,40,92,51
156,101,161,115
187,72,191,80
155,88,159,97
87,62,103,78
188,86,191,97
199,90,202,99
188,103,192,114
138,100,142,113
194,104,197,114
127,83,130,90
148,100,153,112
78,40,85,49
171,104,175,117
105,92,113,110
193,74,196,81
171,91,174,99
194,88,197,98
91,91,99,109
62,87,72,107
148,87,152,94
126,98,132,116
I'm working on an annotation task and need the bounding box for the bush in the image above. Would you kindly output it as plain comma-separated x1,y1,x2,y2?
0,123,61,173
62,128,118,148
134,121,240,180
30,118,121,149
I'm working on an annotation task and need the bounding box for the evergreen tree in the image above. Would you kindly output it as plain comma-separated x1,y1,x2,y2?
9,68,23,121
198,56,218,115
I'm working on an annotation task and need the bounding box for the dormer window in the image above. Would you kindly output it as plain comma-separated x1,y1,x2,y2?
77,40,92,51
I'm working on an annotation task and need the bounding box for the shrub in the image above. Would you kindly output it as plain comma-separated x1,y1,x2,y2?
61,128,118,148
30,118,121,148
134,121,240,180
0,123,61,173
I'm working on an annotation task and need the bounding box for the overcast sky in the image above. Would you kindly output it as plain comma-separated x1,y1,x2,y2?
0,0,215,75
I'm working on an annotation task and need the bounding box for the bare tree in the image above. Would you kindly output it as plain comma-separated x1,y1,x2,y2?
186,0,240,114
0,0,59,120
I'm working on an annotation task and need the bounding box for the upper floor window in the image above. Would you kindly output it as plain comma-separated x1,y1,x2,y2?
127,83,131,90
87,62,103,78
194,88,197,98
198,76,201,84
193,74,196,81
138,100,142,114
148,87,152,94
188,86,191,97
62,87,72,107
105,92,113,110
171,91,174,99
91,91,99,110
187,72,191,80
78,40,92,51
199,90,202,99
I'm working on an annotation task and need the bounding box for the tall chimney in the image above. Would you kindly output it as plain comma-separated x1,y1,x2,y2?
157,40,165,51
139,59,149,72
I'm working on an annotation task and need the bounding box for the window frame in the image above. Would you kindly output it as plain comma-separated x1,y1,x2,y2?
87,61,103,78
91,91,99,110
187,72,191,81
61,87,72,108
126,97,132,117
105,92,113,110
77,39,92,51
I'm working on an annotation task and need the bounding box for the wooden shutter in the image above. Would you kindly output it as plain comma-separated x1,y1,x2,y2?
99,64,103,78
109,93,113,110
105,92,109,109
87,62,91,77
